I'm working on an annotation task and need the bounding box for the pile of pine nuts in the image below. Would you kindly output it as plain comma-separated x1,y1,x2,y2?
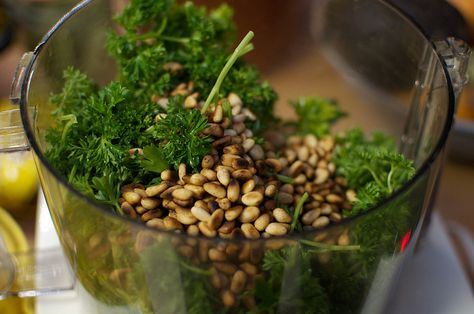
120,91,356,239
117,88,358,309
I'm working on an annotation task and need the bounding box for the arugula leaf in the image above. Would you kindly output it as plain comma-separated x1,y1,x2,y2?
140,145,169,174
291,97,346,137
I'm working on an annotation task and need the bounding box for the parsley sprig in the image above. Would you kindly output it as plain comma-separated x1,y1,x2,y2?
333,128,416,216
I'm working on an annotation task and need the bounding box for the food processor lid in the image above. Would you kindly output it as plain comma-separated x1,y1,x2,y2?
11,0,471,238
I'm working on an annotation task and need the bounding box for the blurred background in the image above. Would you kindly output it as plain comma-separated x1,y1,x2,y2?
0,1,473,311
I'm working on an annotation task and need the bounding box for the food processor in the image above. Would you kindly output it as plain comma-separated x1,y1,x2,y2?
0,0,470,313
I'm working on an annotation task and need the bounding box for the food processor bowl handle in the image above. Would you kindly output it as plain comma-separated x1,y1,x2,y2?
400,38,470,161
0,52,34,153
434,37,471,102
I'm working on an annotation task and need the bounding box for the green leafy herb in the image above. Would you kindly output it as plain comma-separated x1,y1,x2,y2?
146,97,212,171
333,128,416,216
140,145,169,174
291,97,346,137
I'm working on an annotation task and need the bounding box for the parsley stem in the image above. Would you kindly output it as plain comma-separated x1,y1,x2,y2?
300,239,361,252
290,192,309,232
386,164,394,194
276,174,294,184
364,165,384,190
132,31,189,44
201,31,254,114
179,261,211,276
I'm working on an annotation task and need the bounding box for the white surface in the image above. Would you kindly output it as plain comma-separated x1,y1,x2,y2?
35,194,474,314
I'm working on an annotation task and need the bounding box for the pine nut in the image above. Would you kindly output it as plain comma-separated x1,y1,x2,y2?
308,154,319,167
191,206,211,222
241,223,260,239
265,222,288,236
163,217,183,230
223,144,244,156
242,179,256,194
213,136,232,149
184,184,205,198
241,191,263,206
184,95,197,108
159,185,181,199
198,221,217,237
133,188,147,198
172,188,193,201
249,144,264,160
254,213,271,231
178,163,186,182
187,224,200,236
121,202,137,219
228,92,243,107
227,179,240,202
222,290,236,308
201,155,214,169
346,189,357,203
209,248,227,262
230,270,247,294
141,209,161,222
330,212,342,222
328,162,336,174
304,134,318,148
239,206,260,223
203,182,226,198
273,208,292,223
232,157,250,169
326,193,343,204
161,169,176,181
141,197,160,210
338,231,350,246
285,149,297,163
320,136,334,151
289,160,304,176
218,221,235,234
277,192,293,204
224,129,237,137
216,198,231,210
145,182,170,197
240,262,258,276
233,122,246,134
281,183,294,194
312,216,330,228
208,209,224,230
201,168,217,181
217,168,231,186
302,208,321,225
232,104,242,116
213,104,223,123
242,138,255,152
123,191,141,205
294,174,307,185
321,203,332,215
315,168,330,184
297,146,309,161
221,154,240,167
264,184,277,197
175,207,198,225
214,262,238,275
146,218,164,229
225,205,243,221
232,169,253,181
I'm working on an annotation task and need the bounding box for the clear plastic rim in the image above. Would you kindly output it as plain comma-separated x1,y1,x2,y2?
19,0,456,243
